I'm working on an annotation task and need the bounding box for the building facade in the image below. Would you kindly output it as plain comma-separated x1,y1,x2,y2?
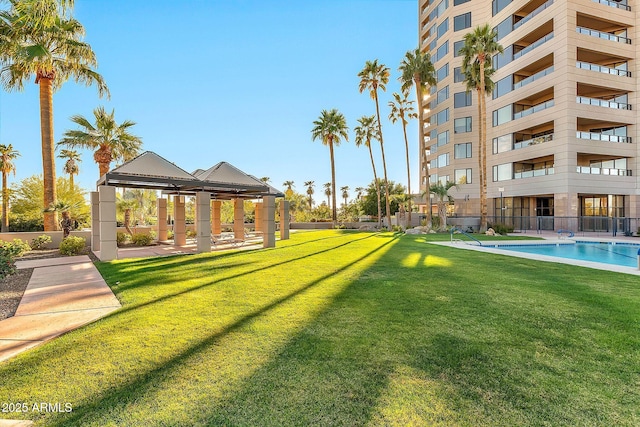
418,0,639,232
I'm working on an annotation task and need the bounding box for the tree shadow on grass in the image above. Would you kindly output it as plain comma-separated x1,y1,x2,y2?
38,233,401,426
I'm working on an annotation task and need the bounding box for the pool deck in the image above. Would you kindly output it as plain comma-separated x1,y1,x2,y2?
431,231,640,276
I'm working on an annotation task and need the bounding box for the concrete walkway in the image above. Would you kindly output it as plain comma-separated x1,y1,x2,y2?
0,256,121,363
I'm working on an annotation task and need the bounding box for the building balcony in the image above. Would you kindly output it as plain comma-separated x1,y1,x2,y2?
513,32,554,61
513,65,554,90
513,0,554,31
576,166,632,176
514,167,554,179
576,27,631,44
514,99,554,119
514,133,553,150
576,131,632,143
576,61,631,77
591,0,630,11
576,96,631,110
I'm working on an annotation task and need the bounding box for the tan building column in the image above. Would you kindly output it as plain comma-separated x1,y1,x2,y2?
279,200,290,240
91,191,100,251
157,197,168,241
263,195,276,248
196,192,211,253
98,185,117,261
254,202,263,233
174,195,186,246
211,200,221,235
234,198,244,240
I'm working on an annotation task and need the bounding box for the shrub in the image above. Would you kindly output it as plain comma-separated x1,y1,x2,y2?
490,223,514,235
0,246,16,279
1,239,31,257
59,236,86,256
186,229,197,239
166,230,174,240
117,232,130,246
31,235,52,250
131,233,154,246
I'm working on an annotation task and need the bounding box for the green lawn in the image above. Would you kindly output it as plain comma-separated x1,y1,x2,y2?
1,230,639,426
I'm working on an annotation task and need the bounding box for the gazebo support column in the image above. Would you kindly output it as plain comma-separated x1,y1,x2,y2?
234,198,244,241
280,200,290,240
254,202,263,233
91,191,100,251
98,185,117,261
211,200,221,235
263,195,275,248
196,192,211,253
174,195,186,246
157,197,168,241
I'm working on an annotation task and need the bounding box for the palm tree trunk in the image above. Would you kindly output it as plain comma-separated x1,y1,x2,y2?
329,139,337,224
39,77,58,231
401,117,412,227
374,91,391,228
367,144,382,227
1,172,7,232
124,208,133,235
415,76,432,230
479,57,488,233
69,174,74,193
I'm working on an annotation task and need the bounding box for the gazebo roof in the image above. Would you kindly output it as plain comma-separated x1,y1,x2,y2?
98,151,284,198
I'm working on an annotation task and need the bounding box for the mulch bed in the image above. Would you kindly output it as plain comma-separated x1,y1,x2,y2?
0,248,98,321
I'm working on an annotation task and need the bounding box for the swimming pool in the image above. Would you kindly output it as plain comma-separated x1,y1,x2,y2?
493,242,640,268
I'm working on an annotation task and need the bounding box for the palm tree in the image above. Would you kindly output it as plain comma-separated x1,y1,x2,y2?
399,48,436,229
0,144,19,232
389,91,417,226
58,149,80,192
304,180,315,210
323,182,332,207
283,180,295,198
0,1,109,231
428,181,459,232
58,106,142,177
359,60,391,228
354,115,382,227
340,186,349,207
260,177,271,184
460,24,503,232
311,109,349,223
355,186,364,201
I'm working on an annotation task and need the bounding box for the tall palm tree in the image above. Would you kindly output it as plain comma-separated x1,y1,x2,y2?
340,185,349,207
0,144,19,232
282,180,295,198
0,1,109,231
311,109,349,223
58,106,142,177
355,186,364,201
58,148,80,192
428,181,459,232
323,182,331,207
460,24,503,232
354,115,382,227
399,48,436,229
389,91,417,225
304,180,315,210
359,59,391,228
260,176,271,184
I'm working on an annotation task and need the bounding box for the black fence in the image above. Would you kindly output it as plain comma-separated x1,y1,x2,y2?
477,216,640,237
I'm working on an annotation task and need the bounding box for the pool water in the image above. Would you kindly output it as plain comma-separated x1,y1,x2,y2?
494,242,640,268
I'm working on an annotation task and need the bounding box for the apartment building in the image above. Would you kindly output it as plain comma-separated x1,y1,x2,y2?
418,0,639,232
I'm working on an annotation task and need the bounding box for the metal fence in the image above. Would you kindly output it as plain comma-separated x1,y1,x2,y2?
480,216,640,237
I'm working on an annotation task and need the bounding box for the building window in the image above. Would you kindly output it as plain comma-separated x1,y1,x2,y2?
454,0,470,5
437,153,450,168
454,66,464,83
434,41,449,62
495,16,513,41
492,134,512,153
438,175,450,185
437,18,449,39
436,108,449,125
454,91,472,108
437,130,450,146
492,105,512,126
454,12,471,32
454,117,472,133
437,63,449,82
455,168,472,184
436,85,449,105
492,163,513,181
454,40,465,57
493,75,513,99
454,142,472,158
492,0,512,16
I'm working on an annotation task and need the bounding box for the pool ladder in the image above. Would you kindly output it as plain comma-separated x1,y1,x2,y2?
450,227,483,246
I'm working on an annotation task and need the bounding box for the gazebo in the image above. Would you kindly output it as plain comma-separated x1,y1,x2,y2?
91,151,288,261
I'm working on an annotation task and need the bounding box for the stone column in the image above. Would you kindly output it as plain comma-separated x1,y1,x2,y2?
98,186,117,261
91,191,100,251
263,195,276,248
174,195,186,246
254,202,263,233
234,198,245,240
211,200,221,235
157,197,168,241
279,200,290,240
196,192,211,253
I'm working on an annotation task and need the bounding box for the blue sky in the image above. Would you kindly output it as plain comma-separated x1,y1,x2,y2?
1,0,419,202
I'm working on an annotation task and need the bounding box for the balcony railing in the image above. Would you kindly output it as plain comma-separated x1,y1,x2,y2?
513,32,554,60
514,167,554,179
576,131,632,143
513,66,554,90
576,96,632,110
513,100,554,119
576,166,632,176
514,133,553,150
513,0,554,30
576,27,631,44
592,0,630,11
576,61,631,77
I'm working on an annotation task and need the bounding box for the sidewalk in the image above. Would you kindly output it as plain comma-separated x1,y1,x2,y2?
0,256,121,363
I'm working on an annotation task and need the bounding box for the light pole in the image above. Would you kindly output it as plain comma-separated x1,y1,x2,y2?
499,187,505,224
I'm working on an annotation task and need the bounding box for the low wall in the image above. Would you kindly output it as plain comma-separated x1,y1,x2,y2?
0,231,92,249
